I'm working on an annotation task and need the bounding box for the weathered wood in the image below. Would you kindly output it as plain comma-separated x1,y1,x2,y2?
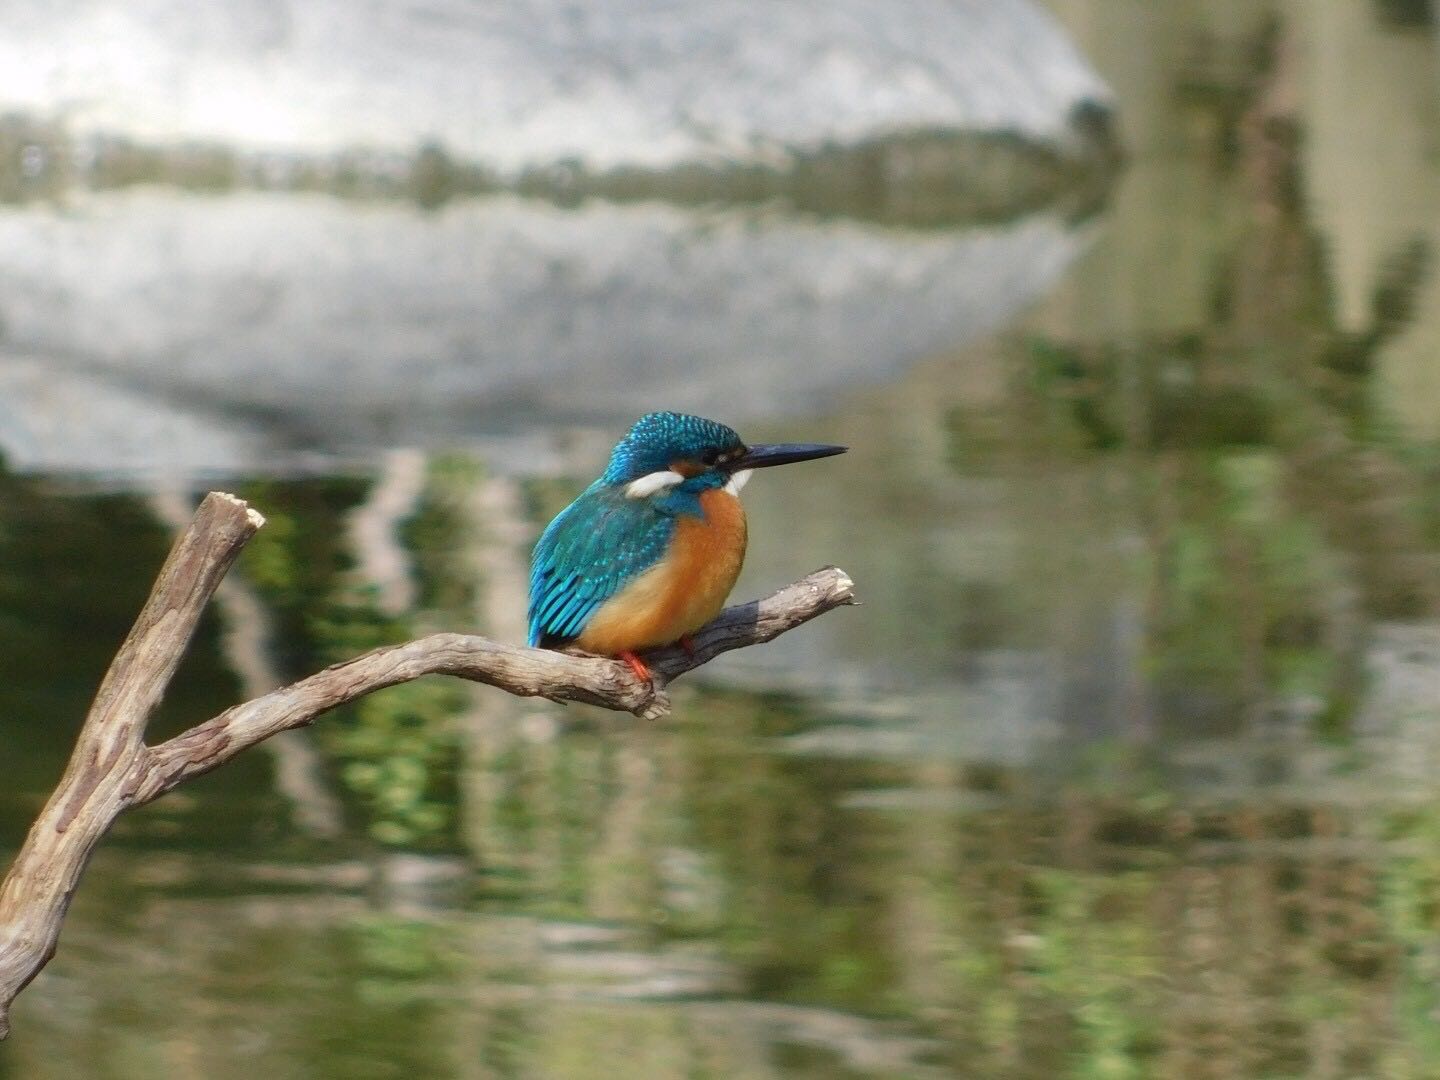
0,492,855,1037
0,492,263,1039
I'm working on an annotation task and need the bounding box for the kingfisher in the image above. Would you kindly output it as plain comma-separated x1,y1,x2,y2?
528,412,846,681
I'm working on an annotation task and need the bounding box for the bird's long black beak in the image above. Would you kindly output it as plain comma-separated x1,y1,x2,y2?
729,443,848,470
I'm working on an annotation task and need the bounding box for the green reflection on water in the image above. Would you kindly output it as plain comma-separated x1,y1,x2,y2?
0,114,1117,228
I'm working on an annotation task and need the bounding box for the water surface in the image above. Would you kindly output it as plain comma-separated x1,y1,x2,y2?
4,4,1440,1078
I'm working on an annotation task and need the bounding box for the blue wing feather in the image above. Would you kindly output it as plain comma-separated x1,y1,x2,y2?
528,483,675,647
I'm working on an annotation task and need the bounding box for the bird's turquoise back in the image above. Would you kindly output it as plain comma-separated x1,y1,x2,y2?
528,481,677,647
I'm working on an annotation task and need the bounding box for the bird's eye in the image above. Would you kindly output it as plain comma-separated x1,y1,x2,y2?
700,448,721,466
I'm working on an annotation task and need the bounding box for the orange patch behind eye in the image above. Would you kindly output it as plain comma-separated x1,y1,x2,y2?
670,460,705,477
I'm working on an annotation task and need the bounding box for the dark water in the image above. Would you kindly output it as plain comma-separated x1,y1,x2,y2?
4,5,1440,1078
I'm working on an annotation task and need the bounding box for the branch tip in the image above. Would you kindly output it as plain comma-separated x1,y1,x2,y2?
205,490,266,530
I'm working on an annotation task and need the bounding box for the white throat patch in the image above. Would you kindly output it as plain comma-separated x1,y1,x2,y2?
725,469,753,495
625,470,685,499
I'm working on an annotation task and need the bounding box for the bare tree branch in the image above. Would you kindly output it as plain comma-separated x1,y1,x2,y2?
0,492,856,1038
0,492,263,1039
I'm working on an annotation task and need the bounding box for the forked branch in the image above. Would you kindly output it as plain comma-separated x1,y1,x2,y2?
0,492,856,1037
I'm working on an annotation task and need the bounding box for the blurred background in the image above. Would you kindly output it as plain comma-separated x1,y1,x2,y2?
1,1,1439,1076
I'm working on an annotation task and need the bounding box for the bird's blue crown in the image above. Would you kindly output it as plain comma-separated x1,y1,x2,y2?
601,412,743,484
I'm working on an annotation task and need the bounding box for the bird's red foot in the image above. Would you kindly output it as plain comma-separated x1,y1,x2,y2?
618,650,653,683
678,634,698,659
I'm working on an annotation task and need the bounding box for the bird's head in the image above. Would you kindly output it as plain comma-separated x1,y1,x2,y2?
603,412,846,499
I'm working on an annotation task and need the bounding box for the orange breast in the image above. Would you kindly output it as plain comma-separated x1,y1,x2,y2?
577,488,748,655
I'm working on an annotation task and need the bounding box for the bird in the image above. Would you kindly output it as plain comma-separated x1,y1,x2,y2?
528,411,846,681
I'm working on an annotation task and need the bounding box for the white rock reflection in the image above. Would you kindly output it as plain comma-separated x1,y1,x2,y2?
0,192,1090,483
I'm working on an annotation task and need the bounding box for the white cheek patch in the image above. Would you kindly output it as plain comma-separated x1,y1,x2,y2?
626,470,685,498
724,469,753,496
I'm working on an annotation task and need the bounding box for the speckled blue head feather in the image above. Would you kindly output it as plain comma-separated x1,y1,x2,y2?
602,412,744,485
